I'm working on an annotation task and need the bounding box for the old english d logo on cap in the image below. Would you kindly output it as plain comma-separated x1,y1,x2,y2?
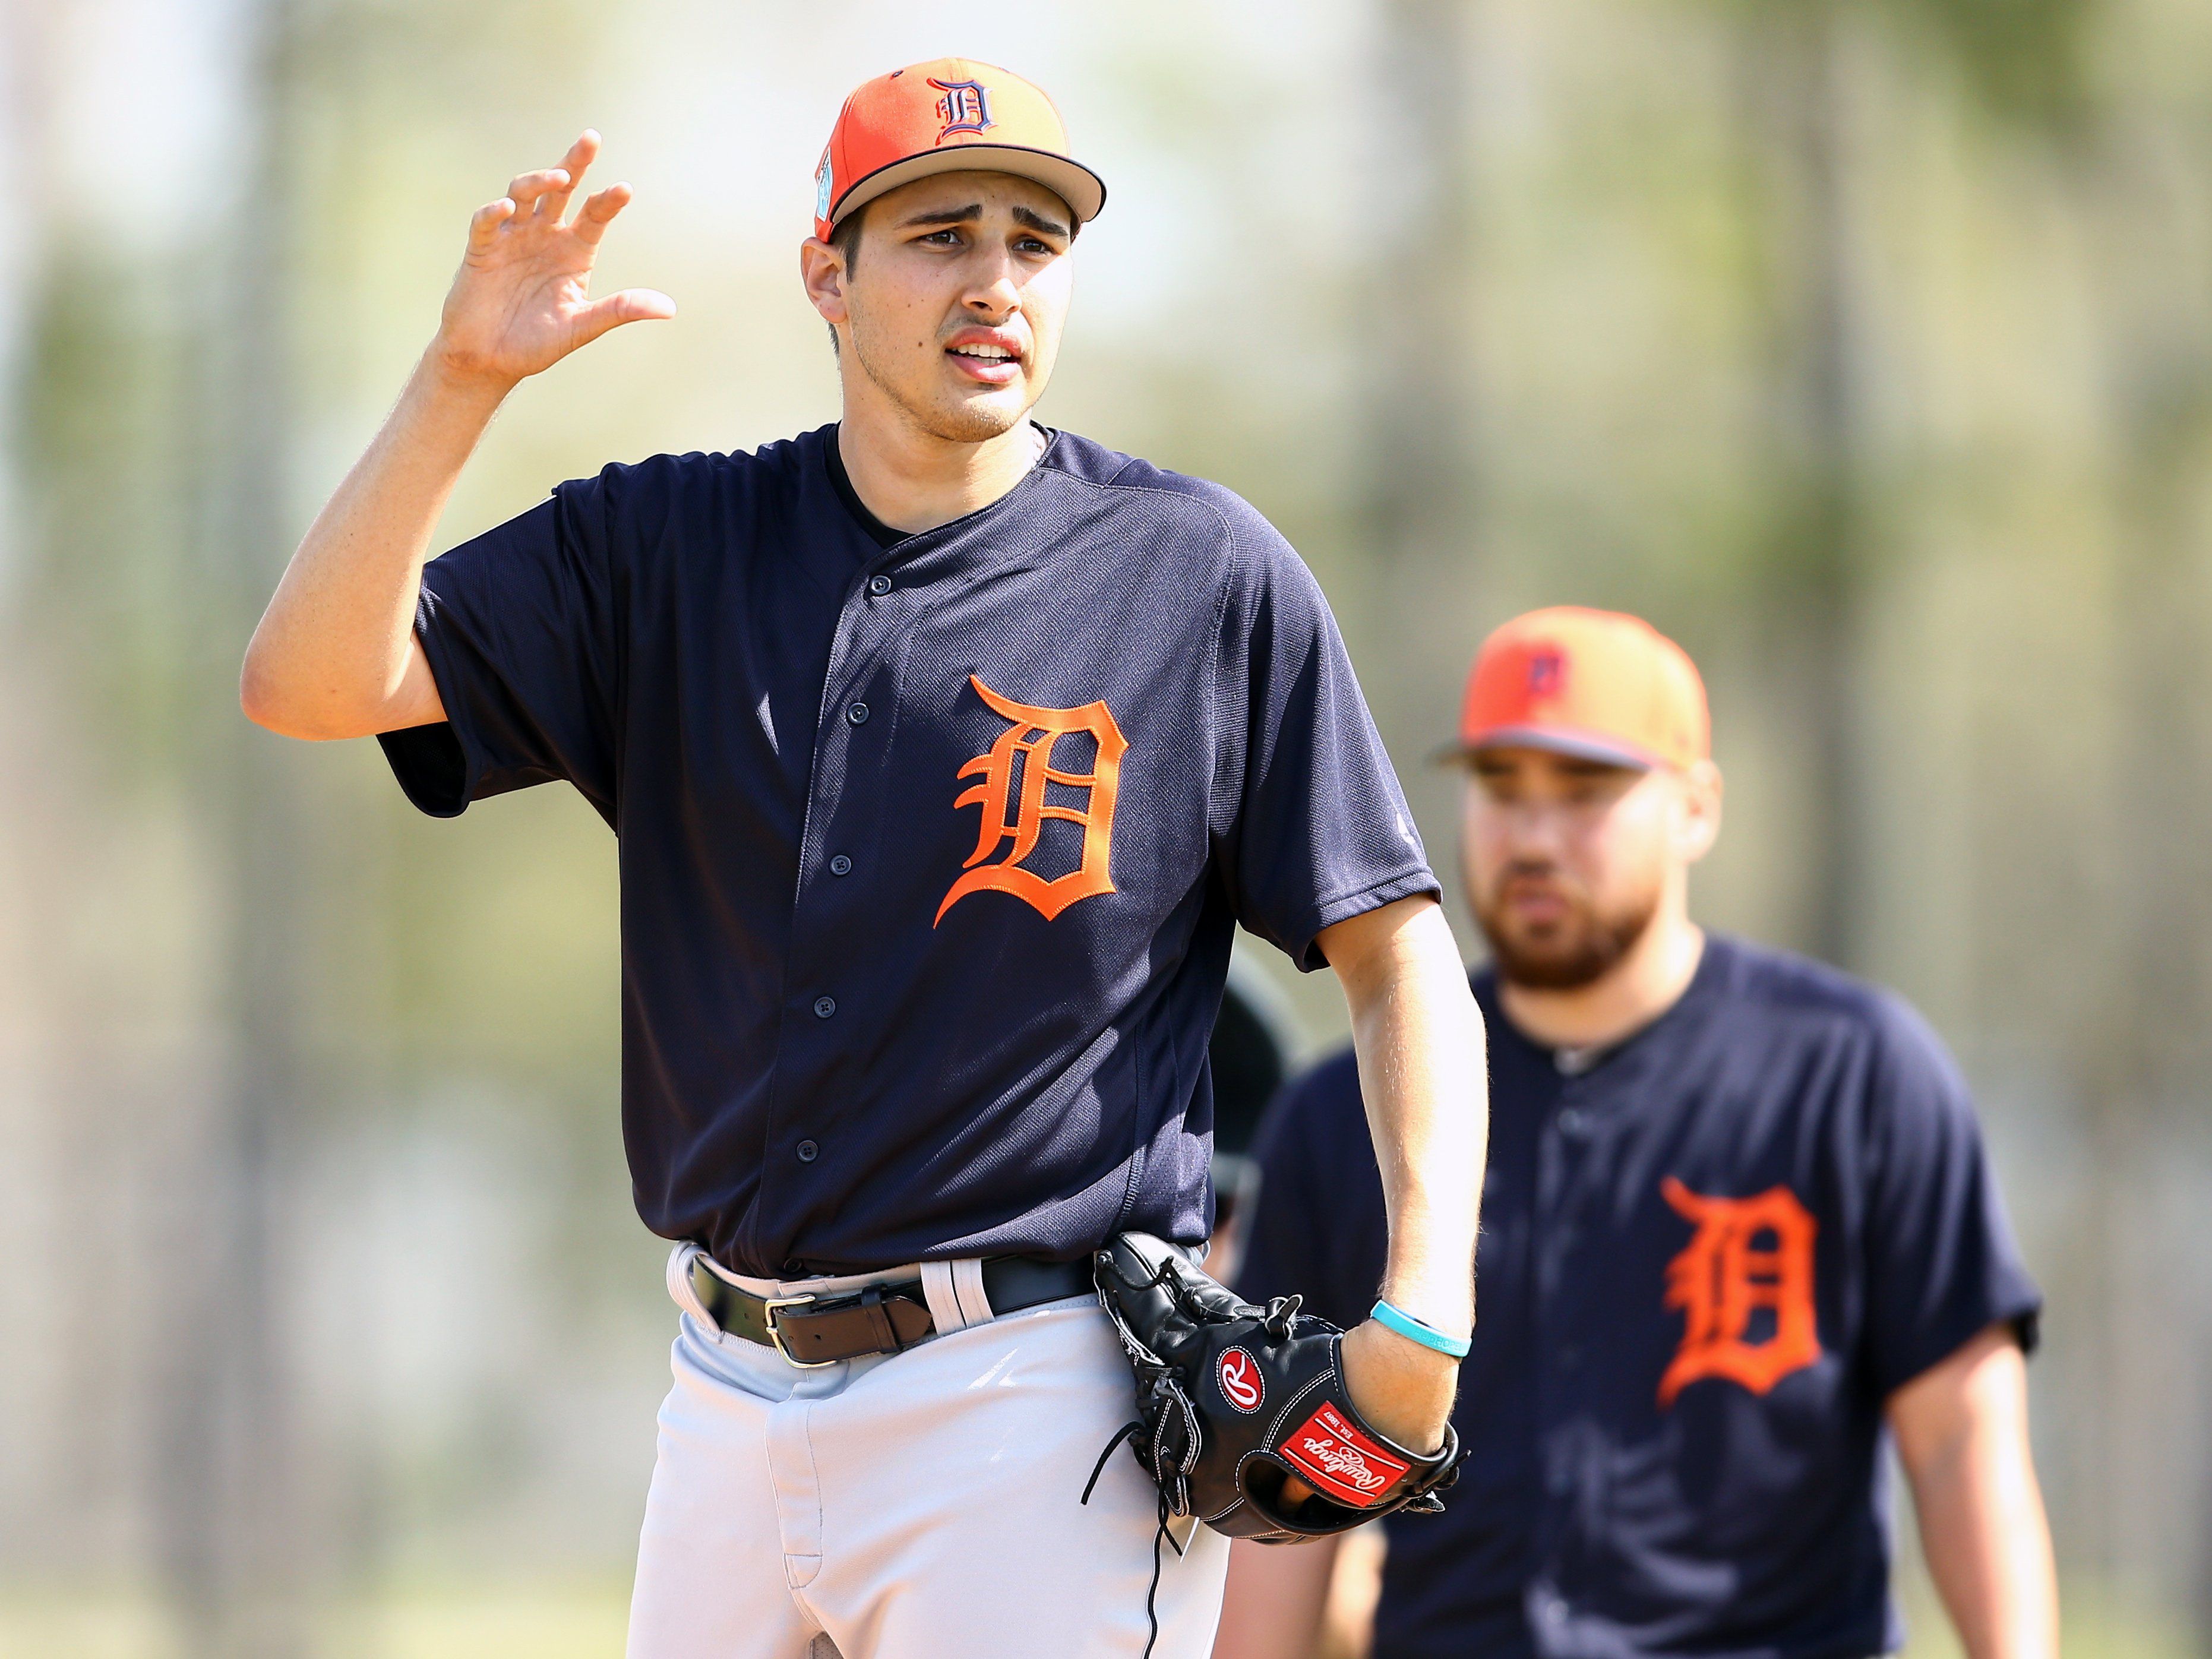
930,77,994,138
814,58,1108,243
1447,606,1711,772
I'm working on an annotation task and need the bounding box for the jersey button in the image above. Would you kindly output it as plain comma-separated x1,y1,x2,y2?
829,854,853,876
795,1139,820,1164
846,701,870,725
1556,1107,1586,1137
813,996,837,1019
867,574,893,596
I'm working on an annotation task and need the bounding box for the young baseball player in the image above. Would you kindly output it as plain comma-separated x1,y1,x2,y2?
239,59,1487,1659
1216,608,2056,1659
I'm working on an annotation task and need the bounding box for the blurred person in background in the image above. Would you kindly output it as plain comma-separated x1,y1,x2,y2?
1203,956,1304,1284
235,53,1486,1659
1215,607,2056,1659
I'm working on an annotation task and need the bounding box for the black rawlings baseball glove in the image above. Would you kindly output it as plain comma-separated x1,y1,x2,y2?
1085,1231,1462,1545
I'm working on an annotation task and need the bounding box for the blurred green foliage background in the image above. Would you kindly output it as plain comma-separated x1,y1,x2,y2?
5,0,2212,1653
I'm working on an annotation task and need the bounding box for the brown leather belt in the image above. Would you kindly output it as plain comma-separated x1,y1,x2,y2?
688,1253,1094,1367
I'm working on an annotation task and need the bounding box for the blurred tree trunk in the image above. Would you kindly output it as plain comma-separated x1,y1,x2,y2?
159,0,313,1651
1737,2,1875,970
2075,146,2212,1607
1366,0,1480,581
1363,0,1484,902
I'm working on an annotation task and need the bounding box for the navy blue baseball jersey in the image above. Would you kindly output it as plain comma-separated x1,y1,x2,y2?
378,423,1436,1278
1237,936,2040,1659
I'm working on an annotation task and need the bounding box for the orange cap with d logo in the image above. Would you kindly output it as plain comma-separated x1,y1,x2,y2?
1446,606,1710,772
813,59,1107,244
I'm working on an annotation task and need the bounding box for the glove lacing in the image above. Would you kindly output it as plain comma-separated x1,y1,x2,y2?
1083,1253,1216,1658
1080,1434,1185,1659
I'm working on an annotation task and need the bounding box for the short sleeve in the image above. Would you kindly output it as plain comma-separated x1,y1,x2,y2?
1234,1052,1387,1332
377,470,623,824
1212,520,1438,971
1860,1001,2043,1398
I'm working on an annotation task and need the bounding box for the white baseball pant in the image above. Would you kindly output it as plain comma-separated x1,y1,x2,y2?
624,1244,1231,1659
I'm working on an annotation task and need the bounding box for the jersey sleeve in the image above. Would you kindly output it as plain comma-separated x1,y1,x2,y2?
1859,999,2043,1398
1234,1052,1387,1333
1211,513,1439,971
377,467,626,824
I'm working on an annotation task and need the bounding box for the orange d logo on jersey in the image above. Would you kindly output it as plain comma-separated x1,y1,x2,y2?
1657,1177,1822,1408
934,675,1127,925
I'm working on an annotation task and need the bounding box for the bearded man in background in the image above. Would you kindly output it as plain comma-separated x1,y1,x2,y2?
1216,606,2056,1659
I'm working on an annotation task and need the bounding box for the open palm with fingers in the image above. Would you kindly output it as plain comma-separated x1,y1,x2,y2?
434,130,675,388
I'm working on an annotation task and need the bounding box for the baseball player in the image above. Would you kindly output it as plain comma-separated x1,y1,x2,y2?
239,58,1487,1659
1216,608,2056,1659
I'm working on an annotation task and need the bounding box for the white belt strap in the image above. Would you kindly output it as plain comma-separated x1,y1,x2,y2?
920,1259,997,1335
952,1258,994,1326
667,1241,716,1328
919,1262,963,1333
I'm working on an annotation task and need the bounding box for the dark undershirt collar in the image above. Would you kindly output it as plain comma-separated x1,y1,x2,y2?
1480,934,1729,1079
824,422,1056,552
823,426,905,551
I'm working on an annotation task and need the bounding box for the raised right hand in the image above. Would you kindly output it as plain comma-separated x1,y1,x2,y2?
432,129,675,390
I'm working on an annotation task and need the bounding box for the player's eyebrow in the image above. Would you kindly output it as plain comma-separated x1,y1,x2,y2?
895,203,1072,241
896,204,984,229
1012,205,1071,239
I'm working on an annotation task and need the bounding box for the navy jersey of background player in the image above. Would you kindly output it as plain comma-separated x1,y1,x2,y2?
1237,937,2041,1659
378,423,1436,1279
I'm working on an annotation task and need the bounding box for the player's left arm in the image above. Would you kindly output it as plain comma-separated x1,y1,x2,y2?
1314,893,1488,1453
1888,1322,2059,1659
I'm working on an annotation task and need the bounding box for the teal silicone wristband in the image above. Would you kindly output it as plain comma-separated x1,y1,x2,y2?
1370,1300,1472,1359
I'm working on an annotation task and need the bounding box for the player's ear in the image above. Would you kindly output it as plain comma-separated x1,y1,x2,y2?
800,236,850,326
1674,760,1723,865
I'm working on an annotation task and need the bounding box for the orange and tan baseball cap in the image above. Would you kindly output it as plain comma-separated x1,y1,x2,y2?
814,59,1107,244
1443,606,1710,771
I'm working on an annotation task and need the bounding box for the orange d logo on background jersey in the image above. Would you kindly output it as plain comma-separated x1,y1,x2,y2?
935,676,1127,925
1657,1177,1822,1407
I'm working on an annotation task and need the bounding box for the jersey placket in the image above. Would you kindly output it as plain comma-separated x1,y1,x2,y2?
1530,1070,1609,1635
738,485,1057,1274
748,543,924,1275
